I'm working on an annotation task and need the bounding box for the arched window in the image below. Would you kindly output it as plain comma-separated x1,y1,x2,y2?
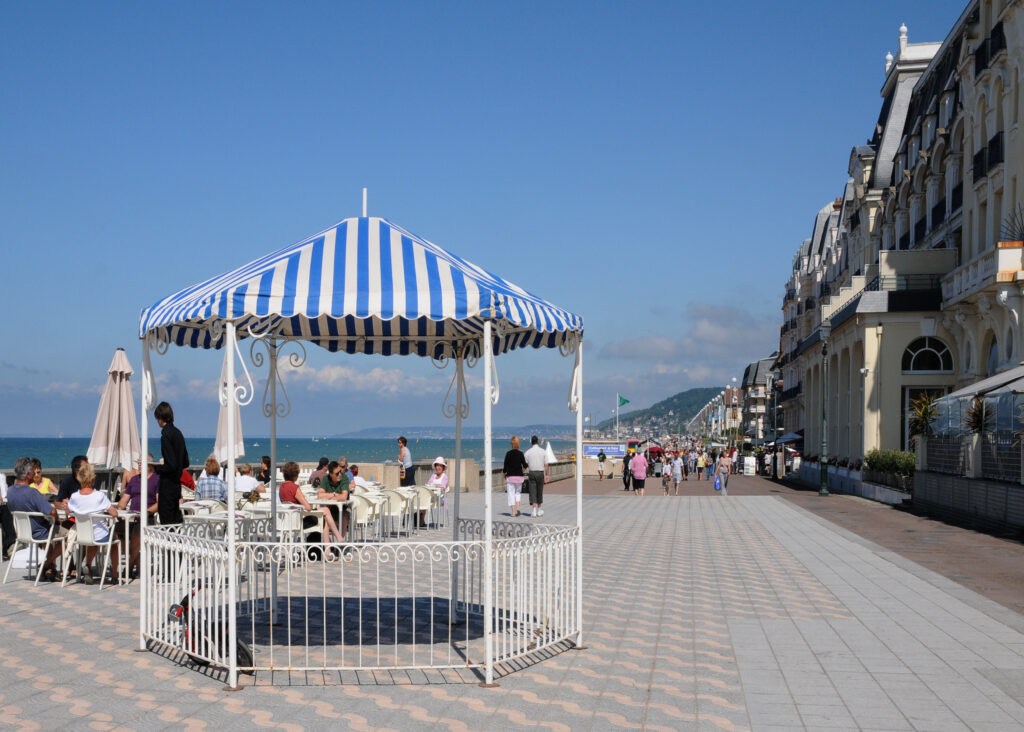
987,338,999,376
902,337,953,372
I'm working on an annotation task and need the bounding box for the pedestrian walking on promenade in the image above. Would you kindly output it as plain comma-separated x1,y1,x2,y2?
696,451,706,480
671,452,684,495
622,450,633,491
524,436,548,517
597,449,606,479
715,450,732,496
502,436,527,517
629,450,647,497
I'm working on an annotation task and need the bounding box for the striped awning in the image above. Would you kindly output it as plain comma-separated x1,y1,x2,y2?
139,216,583,355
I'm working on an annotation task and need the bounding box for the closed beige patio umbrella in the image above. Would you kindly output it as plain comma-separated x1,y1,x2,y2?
214,349,244,464
87,348,141,469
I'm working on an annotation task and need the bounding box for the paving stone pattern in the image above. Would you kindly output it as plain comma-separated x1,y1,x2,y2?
2,488,1024,731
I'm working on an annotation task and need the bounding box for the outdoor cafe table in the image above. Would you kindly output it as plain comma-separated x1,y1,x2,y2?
116,510,140,584
307,497,358,540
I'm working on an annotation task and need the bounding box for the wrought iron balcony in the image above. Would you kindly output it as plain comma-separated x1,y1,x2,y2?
914,217,927,243
974,38,990,78
867,274,943,291
973,148,988,183
951,182,963,212
991,21,1007,56
779,382,802,402
988,131,1004,171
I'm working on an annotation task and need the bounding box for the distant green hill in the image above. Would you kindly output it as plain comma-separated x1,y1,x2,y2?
596,387,723,430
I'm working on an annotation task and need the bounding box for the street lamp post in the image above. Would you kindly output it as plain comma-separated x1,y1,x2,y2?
819,318,831,497
730,376,738,451
772,374,779,478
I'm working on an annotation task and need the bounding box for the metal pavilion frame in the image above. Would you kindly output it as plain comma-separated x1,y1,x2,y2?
137,308,584,688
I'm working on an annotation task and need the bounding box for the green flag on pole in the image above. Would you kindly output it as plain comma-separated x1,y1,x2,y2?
618,395,630,407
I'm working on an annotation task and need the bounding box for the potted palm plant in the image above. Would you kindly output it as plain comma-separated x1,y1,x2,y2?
909,393,937,471
963,397,989,478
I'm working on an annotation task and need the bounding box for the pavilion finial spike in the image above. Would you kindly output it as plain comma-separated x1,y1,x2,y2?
362,188,367,217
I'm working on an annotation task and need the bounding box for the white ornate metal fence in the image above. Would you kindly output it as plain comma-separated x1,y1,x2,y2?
142,525,235,669
142,518,581,679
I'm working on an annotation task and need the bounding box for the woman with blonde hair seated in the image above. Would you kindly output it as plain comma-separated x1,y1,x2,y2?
68,463,119,584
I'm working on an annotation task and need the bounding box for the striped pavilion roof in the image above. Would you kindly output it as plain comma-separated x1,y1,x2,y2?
139,216,583,356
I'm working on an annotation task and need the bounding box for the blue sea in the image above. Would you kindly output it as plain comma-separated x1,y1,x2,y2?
0,437,577,471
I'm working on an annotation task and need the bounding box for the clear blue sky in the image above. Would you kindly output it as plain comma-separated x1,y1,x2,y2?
1,0,967,437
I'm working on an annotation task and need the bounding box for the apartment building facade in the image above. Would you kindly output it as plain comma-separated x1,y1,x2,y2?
779,0,1024,464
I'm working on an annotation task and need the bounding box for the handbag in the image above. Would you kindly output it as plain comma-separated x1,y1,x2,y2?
714,475,721,491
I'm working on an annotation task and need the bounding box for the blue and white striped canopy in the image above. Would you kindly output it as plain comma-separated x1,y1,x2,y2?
139,216,583,356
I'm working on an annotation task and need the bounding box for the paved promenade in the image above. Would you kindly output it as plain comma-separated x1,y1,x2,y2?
3,475,1024,731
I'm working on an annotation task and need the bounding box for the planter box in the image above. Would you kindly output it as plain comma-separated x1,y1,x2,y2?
862,468,912,493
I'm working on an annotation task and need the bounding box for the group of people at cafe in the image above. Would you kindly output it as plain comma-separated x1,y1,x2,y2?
0,403,463,584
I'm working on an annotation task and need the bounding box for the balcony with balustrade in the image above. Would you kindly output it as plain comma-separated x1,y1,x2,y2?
941,241,1024,306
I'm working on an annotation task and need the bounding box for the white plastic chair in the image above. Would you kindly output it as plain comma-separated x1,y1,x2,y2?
414,485,441,528
182,499,226,515
63,513,118,589
301,509,325,543
379,491,410,538
4,511,64,585
274,507,303,543
348,495,375,541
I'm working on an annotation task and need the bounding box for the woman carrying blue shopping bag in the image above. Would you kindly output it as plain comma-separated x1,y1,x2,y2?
715,452,732,496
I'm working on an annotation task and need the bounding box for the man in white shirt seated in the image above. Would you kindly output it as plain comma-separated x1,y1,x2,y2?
235,462,263,498
349,464,370,489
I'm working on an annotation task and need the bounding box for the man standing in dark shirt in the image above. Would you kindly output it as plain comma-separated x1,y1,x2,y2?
154,402,189,525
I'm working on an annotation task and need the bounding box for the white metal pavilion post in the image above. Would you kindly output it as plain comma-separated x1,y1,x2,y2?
248,332,305,623
481,320,496,687
224,322,240,690
573,340,585,648
138,334,152,652
449,347,467,623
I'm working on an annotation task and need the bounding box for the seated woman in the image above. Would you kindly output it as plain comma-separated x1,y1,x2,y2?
317,461,349,536
68,463,119,584
278,460,344,543
195,457,228,503
422,456,449,526
30,458,56,496
117,454,158,579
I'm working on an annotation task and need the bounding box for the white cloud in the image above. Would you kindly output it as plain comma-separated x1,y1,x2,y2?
282,363,445,398
41,381,103,397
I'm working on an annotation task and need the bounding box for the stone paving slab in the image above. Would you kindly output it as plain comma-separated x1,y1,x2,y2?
3,482,1024,731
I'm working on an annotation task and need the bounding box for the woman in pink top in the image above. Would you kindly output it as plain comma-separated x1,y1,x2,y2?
629,451,648,496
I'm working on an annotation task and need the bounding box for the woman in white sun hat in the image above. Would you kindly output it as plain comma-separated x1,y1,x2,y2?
422,456,449,526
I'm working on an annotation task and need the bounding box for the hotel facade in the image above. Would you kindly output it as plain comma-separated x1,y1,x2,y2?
778,1,1024,473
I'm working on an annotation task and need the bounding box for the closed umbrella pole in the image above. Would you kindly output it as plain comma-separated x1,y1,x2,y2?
214,353,244,464
88,348,142,494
